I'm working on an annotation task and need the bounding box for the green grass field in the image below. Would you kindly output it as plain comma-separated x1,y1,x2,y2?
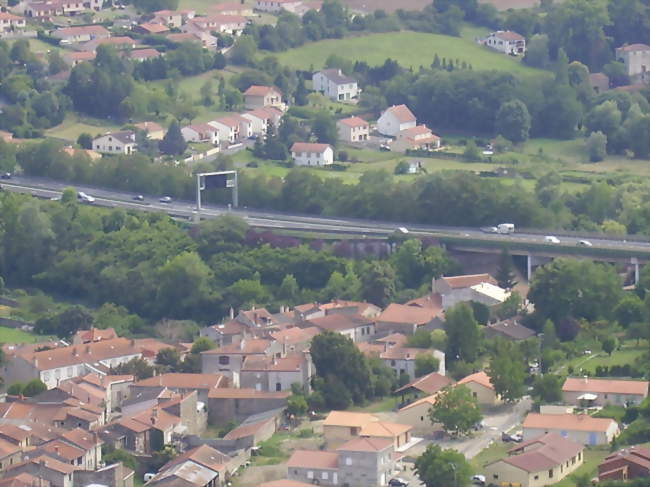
0,326,42,344
46,115,121,142
560,342,647,375
274,31,543,74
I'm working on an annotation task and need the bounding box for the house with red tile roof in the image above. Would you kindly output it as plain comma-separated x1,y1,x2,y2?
484,433,584,487
148,444,232,487
244,85,283,110
130,373,227,403
211,1,253,15
241,106,284,135
306,313,375,343
129,48,162,61
432,273,509,310
200,319,248,348
133,121,164,140
616,43,650,84
183,14,247,35
3,337,143,390
201,338,282,385
392,125,441,152
337,116,369,143
598,445,650,481
290,142,334,166
562,377,649,407
458,371,499,406
522,413,619,445
480,30,526,55
240,352,312,392
206,388,289,424
288,436,396,487
52,25,109,43
62,51,96,66
72,327,117,345
270,326,320,353
380,346,445,380
395,371,454,401
0,12,25,32
376,302,444,335
181,122,219,145
209,114,253,144
377,104,416,137
134,22,169,34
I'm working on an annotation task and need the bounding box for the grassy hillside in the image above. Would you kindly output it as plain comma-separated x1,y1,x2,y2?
274,31,542,74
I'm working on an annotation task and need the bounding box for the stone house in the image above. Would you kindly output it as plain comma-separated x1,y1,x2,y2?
337,116,369,143
239,353,312,393
457,371,499,406
206,388,289,424
616,43,650,84
598,445,650,481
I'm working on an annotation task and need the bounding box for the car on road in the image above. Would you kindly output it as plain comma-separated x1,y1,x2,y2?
472,475,486,486
484,226,499,233
1,172,11,179
578,239,593,247
133,194,144,201
77,191,95,203
544,235,560,244
388,478,409,487
397,227,409,234
501,431,523,442
159,196,172,203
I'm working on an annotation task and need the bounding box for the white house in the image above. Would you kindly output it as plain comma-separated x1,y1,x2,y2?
616,43,650,84
0,12,26,32
209,115,252,144
377,104,416,137
290,142,334,166
337,116,369,143
52,25,110,43
312,69,359,102
522,413,619,446
181,123,219,145
480,30,526,55
92,131,137,155
241,107,283,135
184,14,247,35
255,0,302,13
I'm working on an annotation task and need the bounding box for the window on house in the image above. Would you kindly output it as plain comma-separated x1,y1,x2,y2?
548,469,554,478
534,476,539,480
276,382,282,391
472,392,477,398
493,475,499,480
218,356,230,365
322,472,328,480
391,360,396,366
307,471,314,479
345,457,352,466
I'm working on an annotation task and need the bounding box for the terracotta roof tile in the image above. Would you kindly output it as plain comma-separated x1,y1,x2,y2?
523,413,617,433
562,378,649,396
458,371,494,390
245,85,281,97
337,436,392,452
377,303,442,325
384,105,416,123
287,450,339,469
337,116,368,128
324,411,377,428
395,372,454,395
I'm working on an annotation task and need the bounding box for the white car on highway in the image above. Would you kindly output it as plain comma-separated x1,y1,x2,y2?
77,191,95,203
578,240,593,247
545,235,560,244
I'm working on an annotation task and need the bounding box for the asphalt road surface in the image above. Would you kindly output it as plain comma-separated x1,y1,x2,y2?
3,175,649,253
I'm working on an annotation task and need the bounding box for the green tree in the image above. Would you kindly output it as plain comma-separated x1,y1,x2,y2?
444,302,481,363
360,261,396,307
7,382,24,395
523,34,550,68
601,336,617,356
528,259,622,325
429,385,482,436
22,379,47,397
415,353,440,377
532,374,563,403
628,115,650,158
585,101,622,139
111,357,155,380
415,444,472,487
230,36,257,66
495,99,531,143
408,329,433,348
321,269,361,301
496,248,517,289
310,331,373,406
586,131,607,162
614,294,645,328
77,133,93,150
103,449,137,471
156,347,181,370
311,111,338,147
190,337,215,354
287,394,308,417
463,139,481,162
626,321,650,345
487,339,526,402
541,319,558,350
159,120,187,156
278,274,301,305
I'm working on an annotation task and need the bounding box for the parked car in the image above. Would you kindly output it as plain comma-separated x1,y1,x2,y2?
133,194,144,201
472,475,486,486
159,196,172,203
578,240,593,247
545,235,560,244
1,172,11,179
388,479,409,487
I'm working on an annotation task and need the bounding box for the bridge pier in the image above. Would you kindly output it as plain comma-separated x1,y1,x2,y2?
527,253,532,281
632,257,639,284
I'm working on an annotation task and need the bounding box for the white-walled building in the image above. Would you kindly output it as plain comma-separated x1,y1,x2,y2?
312,69,359,102
337,116,369,143
290,142,334,166
377,104,416,137
92,131,137,155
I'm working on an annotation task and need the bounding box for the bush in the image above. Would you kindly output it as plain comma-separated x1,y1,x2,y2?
338,150,348,162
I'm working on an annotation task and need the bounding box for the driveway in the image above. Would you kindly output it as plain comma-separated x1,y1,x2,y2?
394,397,533,486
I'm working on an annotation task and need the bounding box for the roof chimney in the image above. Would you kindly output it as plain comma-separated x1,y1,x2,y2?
86,345,91,354
583,376,588,384
230,307,235,320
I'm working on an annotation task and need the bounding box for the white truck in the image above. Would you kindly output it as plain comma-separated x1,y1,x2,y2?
497,223,515,234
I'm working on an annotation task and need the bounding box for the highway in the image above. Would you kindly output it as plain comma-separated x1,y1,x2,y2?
2,175,650,253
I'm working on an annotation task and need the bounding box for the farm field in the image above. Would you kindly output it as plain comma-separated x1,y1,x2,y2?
274,31,541,74
0,326,42,344
46,115,121,142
